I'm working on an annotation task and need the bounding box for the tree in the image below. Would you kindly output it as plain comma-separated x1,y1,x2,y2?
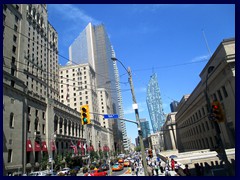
135,146,141,152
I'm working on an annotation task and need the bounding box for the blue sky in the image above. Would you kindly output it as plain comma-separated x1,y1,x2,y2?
47,4,235,144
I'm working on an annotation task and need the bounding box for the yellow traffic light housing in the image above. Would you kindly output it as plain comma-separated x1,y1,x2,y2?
211,101,225,122
81,104,90,125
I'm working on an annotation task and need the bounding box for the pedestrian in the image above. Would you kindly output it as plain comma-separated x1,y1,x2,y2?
195,163,201,176
200,163,204,176
131,163,135,175
165,166,171,176
154,162,159,176
135,164,139,176
160,160,165,174
183,164,191,176
174,161,179,174
171,158,175,171
147,165,153,176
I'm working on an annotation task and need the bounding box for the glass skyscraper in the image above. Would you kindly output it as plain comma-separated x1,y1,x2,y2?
146,73,165,133
69,23,123,152
140,118,151,139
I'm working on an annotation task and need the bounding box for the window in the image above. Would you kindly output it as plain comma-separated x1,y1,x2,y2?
10,113,14,128
14,25,18,32
8,149,13,163
217,90,223,101
12,46,16,53
11,80,15,87
11,68,15,76
42,112,45,119
222,86,228,98
35,110,38,117
28,107,31,115
15,15,19,23
12,57,16,64
42,124,45,134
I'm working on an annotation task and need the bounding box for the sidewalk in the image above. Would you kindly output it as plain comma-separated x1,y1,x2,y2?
119,169,177,176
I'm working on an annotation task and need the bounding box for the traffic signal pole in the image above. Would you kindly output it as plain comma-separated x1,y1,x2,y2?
111,57,148,176
205,66,233,176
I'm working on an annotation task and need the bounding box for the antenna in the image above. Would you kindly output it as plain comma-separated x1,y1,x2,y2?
202,29,212,56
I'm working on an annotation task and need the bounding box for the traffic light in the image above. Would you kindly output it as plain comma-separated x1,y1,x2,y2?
81,104,90,125
211,101,225,122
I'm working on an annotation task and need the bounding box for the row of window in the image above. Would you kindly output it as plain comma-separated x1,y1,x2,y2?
182,85,228,128
60,67,87,74
182,136,216,151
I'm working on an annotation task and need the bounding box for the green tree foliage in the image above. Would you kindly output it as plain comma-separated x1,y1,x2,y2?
135,146,141,152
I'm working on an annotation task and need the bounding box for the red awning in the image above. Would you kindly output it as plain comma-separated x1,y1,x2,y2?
26,140,33,152
51,140,56,151
41,141,48,152
35,141,41,152
87,145,94,151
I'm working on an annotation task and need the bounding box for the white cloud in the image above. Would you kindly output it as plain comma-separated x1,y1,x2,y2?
49,4,101,25
191,54,210,62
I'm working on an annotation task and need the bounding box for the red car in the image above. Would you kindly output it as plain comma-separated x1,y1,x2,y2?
84,169,108,176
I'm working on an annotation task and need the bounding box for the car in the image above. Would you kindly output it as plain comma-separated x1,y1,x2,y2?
112,163,124,171
118,158,124,163
123,160,131,167
100,164,109,171
84,169,108,176
57,167,70,175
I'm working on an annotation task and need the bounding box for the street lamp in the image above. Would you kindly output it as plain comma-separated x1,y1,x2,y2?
50,128,61,175
205,66,233,175
111,57,148,176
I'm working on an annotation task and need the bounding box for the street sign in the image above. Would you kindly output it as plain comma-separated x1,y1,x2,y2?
103,114,119,119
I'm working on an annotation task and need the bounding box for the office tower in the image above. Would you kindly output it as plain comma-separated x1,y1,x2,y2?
140,118,151,139
68,23,123,152
146,73,165,133
112,48,129,151
170,100,179,112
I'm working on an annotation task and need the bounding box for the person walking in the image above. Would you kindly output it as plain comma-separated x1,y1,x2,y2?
160,160,165,174
131,163,135,175
154,162,159,176
171,158,175,171
147,165,153,176
183,164,191,176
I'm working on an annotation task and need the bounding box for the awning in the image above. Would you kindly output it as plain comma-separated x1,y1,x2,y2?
87,145,94,151
103,145,109,152
26,140,33,152
41,141,48,152
51,140,56,151
34,141,41,152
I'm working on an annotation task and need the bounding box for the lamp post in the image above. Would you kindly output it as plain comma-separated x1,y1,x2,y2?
50,128,61,175
205,66,233,175
111,57,148,176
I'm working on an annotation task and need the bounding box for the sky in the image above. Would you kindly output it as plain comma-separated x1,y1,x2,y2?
47,4,235,144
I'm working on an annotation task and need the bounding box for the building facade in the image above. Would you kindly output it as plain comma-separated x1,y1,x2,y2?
112,49,129,151
162,112,177,150
140,118,151,139
68,23,123,153
3,4,85,175
176,38,235,152
146,73,165,133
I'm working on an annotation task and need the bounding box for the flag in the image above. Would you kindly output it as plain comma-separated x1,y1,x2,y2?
70,141,78,154
81,142,85,155
77,140,81,148
51,140,56,151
